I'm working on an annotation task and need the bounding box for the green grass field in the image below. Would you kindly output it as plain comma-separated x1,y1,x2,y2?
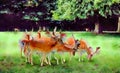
0,32,120,73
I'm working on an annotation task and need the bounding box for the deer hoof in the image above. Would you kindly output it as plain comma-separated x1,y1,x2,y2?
49,63,51,66
41,63,43,67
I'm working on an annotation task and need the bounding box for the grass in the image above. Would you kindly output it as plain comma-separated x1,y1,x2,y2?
0,32,120,73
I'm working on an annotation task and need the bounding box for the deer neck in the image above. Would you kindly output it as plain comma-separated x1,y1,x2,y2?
86,47,92,55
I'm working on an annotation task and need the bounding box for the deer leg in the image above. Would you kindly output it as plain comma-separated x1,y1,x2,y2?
79,51,84,62
27,49,31,63
54,56,59,65
44,57,48,65
40,53,46,66
52,50,59,65
61,58,64,64
24,49,29,63
63,53,65,63
23,45,29,63
28,53,31,63
78,52,81,62
53,52,59,65
25,54,29,63
61,52,65,64
78,51,82,62
40,55,44,66
25,52,29,63
48,53,51,65
29,51,33,65
40,57,44,66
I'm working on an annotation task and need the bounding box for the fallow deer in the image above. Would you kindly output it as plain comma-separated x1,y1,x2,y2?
19,29,33,57
20,27,79,66
50,29,79,64
77,39,100,61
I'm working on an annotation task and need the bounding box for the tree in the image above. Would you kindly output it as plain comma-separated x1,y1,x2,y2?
0,0,56,21
111,3,120,32
52,0,120,33
0,0,57,31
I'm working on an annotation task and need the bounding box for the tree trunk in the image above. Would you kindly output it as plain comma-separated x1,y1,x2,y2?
117,16,120,32
94,22,99,33
93,15,102,34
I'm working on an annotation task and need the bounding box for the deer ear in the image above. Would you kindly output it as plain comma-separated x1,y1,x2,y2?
95,47,100,53
97,47,100,50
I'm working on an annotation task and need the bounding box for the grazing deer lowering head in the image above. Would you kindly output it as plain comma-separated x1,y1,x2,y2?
87,47,100,60
78,39,100,61
51,32,80,64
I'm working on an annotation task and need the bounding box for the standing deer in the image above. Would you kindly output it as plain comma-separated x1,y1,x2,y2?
22,34,58,66
19,29,33,57
19,28,49,65
20,28,50,65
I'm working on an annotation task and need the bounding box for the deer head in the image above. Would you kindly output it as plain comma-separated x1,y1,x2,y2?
71,34,80,56
87,47,100,60
63,34,80,56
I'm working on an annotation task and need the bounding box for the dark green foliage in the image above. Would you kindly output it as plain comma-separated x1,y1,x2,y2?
52,0,120,20
0,0,57,21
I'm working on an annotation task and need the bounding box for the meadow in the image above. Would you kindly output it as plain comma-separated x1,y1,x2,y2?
0,32,120,73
